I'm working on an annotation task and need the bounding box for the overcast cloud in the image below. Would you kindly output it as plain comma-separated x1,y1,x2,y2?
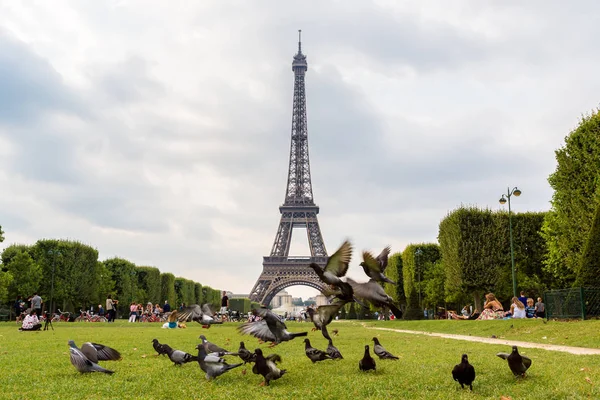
1,1,599,299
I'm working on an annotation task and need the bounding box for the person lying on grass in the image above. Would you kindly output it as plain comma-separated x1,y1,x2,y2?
448,309,481,320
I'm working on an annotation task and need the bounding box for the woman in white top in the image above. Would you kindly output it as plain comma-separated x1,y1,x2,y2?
509,297,526,319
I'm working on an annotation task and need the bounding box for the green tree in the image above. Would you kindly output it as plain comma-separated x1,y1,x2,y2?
0,269,12,303
5,250,42,299
402,243,440,320
160,273,176,307
137,267,161,304
347,302,357,319
578,201,600,287
95,261,114,306
384,253,404,305
423,260,445,310
103,257,137,311
542,109,600,286
0,225,4,242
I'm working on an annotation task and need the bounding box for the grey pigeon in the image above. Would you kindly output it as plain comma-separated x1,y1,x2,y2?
196,342,243,380
306,303,343,341
347,278,403,319
80,342,121,363
497,346,532,377
151,339,172,356
68,340,114,375
452,354,476,390
359,345,376,372
166,346,198,366
252,348,286,386
372,337,399,360
238,308,307,345
308,240,353,286
198,335,237,355
238,341,256,364
179,304,223,327
303,338,332,363
360,247,395,284
326,339,343,360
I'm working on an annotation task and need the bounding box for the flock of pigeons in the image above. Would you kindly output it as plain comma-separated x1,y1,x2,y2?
67,240,533,389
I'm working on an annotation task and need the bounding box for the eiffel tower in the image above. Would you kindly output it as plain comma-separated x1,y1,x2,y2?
249,31,329,306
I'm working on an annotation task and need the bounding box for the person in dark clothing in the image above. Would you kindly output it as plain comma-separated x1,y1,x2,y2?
220,291,229,322
518,291,528,309
14,296,23,320
163,300,171,313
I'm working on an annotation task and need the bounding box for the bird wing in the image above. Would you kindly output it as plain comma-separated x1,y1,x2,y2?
89,343,122,361
496,352,510,360
201,304,216,317
362,251,383,274
346,278,372,300
178,304,203,322
317,304,343,326
323,240,353,277
69,347,94,371
80,342,99,363
376,246,391,272
521,354,532,369
237,320,276,342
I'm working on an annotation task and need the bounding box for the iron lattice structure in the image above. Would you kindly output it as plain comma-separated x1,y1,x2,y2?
249,32,329,306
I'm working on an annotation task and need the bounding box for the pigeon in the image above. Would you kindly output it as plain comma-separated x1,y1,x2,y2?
151,339,172,357
252,348,286,386
238,308,307,345
332,329,339,336
165,346,198,366
326,339,343,360
196,342,243,380
68,340,114,374
372,337,399,360
452,354,476,390
79,342,122,363
309,240,355,302
306,303,343,341
359,345,376,372
360,247,395,284
303,338,332,363
497,346,532,377
178,304,223,328
238,341,256,364
346,278,403,319
198,335,236,355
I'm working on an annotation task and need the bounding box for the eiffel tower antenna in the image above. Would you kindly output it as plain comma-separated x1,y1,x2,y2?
249,31,329,305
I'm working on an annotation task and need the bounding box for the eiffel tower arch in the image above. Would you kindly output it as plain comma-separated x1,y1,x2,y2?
249,31,329,306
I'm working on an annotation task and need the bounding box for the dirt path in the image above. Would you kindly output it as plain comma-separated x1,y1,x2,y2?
367,326,600,355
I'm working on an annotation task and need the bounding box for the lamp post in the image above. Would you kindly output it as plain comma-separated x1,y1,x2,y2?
499,187,522,298
47,249,61,316
415,248,423,311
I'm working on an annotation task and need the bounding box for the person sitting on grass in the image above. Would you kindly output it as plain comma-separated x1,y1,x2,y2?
535,297,546,319
449,308,481,320
525,298,537,318
507,297,526,319
476,293,505,320
19,309,42,331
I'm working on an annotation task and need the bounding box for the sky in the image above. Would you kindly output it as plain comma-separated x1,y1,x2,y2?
1,1,599,301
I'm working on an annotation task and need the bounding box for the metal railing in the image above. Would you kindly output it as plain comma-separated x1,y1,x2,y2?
545,287,600,320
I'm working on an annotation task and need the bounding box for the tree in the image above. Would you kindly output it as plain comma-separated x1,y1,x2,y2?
384,253,404,305
402,243,440,320
137,267,161,304
542,109,600,286
578,201,600,287
103,258,137,310
347,302,357,319
423,260,445,310
160,273,176,307
5,250,42,299
0,225,4,242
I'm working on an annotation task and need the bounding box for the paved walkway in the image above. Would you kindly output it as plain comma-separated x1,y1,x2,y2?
368,326,600,355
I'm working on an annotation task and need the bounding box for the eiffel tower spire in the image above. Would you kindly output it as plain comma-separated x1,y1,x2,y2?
248,32,329,305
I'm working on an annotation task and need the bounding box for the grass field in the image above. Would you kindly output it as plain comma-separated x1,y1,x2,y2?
1,319,599,399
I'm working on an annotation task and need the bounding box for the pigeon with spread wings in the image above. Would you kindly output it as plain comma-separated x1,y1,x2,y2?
346,278,403,319
305,303,343,341
238,308,307,346
178,304,222,328
360,247,394,284
68,340,115,375
497,346,532,377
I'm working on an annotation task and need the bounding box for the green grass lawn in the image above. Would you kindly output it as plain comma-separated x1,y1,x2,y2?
0,319,599,399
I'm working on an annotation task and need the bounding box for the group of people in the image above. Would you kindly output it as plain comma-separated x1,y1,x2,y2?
128,301,171,322
449,291,546,321
13,293,44,319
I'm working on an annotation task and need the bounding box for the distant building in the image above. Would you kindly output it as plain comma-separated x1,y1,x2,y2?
315,294,328,306
272,290,293,308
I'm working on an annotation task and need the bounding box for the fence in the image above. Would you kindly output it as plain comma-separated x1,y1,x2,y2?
544,287,600,320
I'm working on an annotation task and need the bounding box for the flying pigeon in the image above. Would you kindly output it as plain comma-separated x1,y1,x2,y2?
303,338,332,363
165,346,198,366
326,339,343,360
151,339,172,357
306,303,343,341
360,247,395,284
238,341,256,364
372,337,399,360
238,308,307,345
252,348,286,386
497,346,532,377
359,345,376,372
196,342,243,380
309,240,355,302
452,354,476,390
68,340,114,375
178,304,223,328
346,278,403,319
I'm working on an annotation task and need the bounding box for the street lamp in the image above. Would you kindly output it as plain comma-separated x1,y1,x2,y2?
499,187,522,298
47,249,61,316
415,248,423,311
